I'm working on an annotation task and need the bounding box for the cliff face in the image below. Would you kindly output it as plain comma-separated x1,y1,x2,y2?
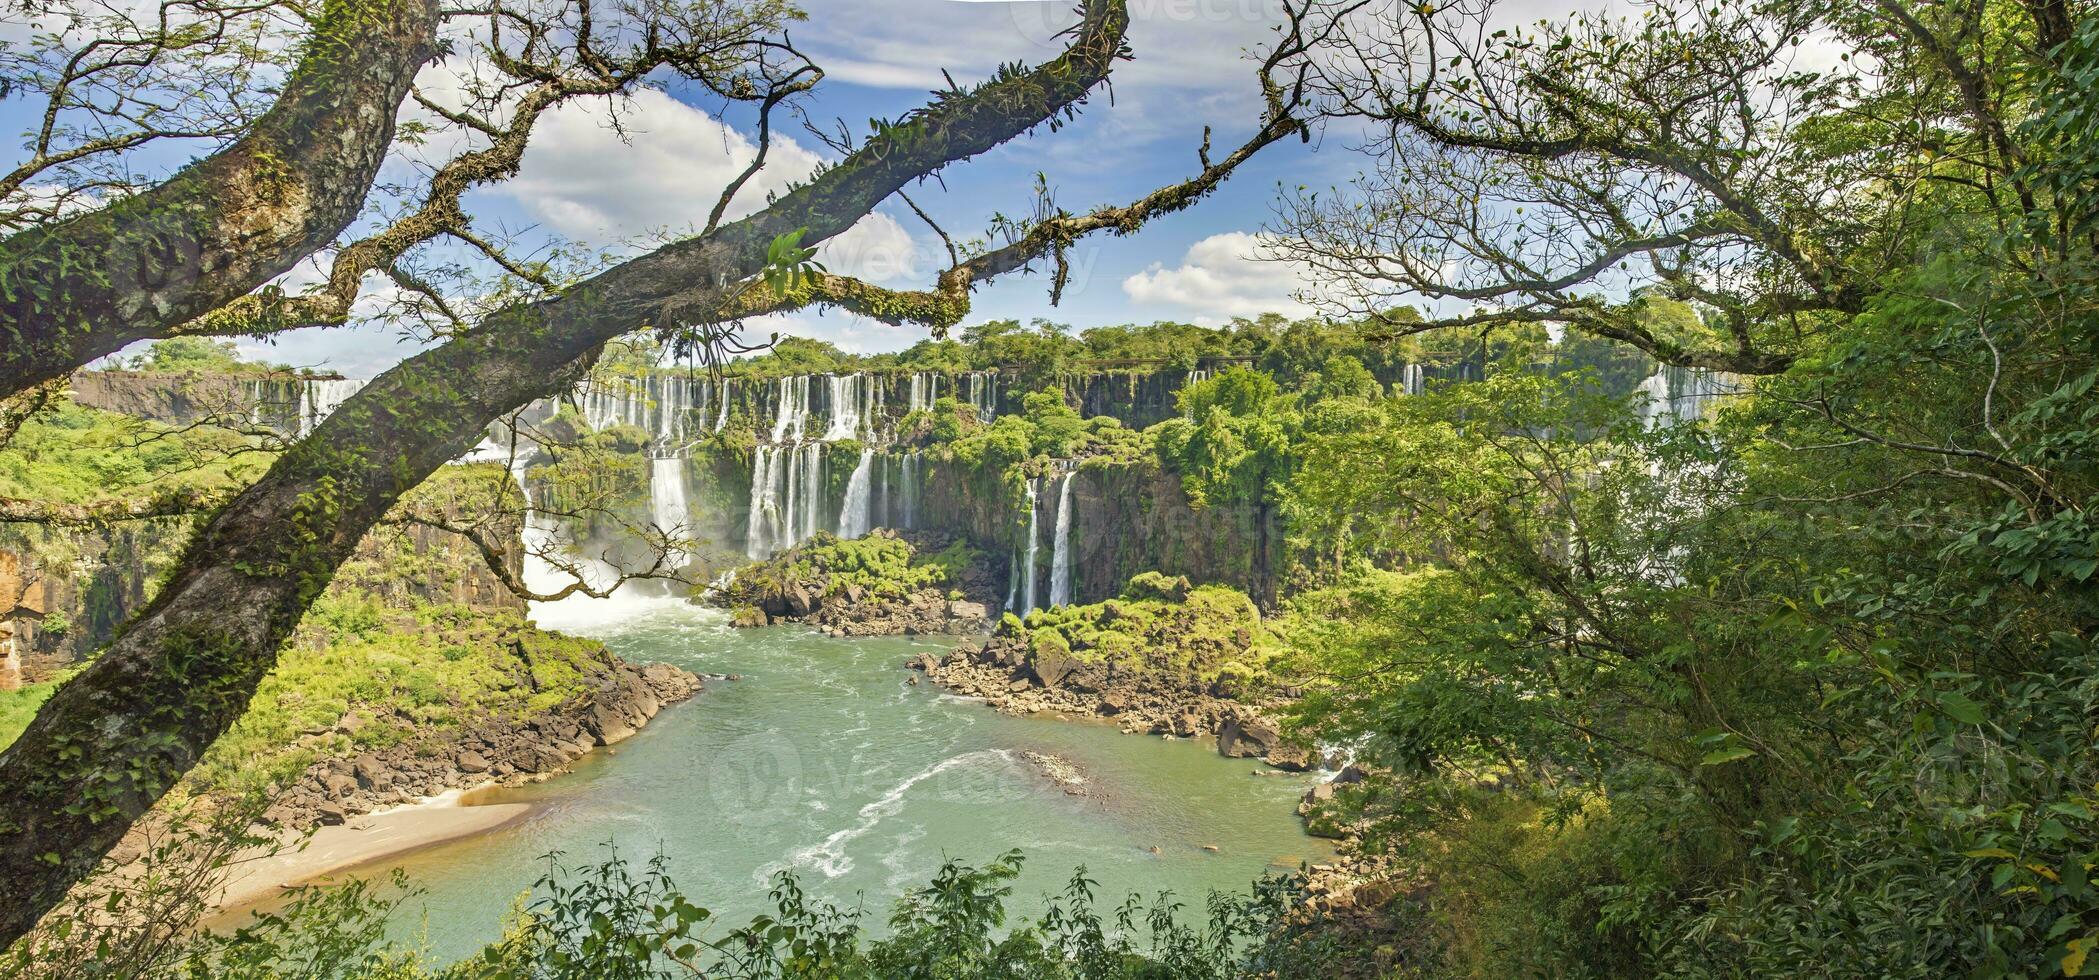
0,520,193,683
1065,371,1187,430
0,485,528,685
69,371,305,430
910,456,1274,608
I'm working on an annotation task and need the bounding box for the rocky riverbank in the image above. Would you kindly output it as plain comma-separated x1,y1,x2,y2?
913,641,1318,770
723,529,999,636
258,650,701,832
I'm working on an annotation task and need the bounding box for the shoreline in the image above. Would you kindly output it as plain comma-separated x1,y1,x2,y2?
212,787,533,914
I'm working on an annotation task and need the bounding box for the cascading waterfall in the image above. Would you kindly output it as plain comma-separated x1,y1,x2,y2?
823,373,862,441
509,454,570,595
745,445,777,558
965,371,998,422
576,374,714,448
650,456,692,569
1400,363,1425,396
1020,479,1041,614
901,451,921,529
1628,364,1741,586
297,378,367,437
863,374,886,439
797,442,826,543
1047,469,1076,607
906,372,941,413
771,375,812,442
837,448,875,538
1636,365,1737,428
714,378,732,432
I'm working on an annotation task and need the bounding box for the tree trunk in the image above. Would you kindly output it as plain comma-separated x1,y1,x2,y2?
0,0,442,399
0,0,1129,945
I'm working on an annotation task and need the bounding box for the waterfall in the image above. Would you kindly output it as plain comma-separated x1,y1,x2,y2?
1636,365,1737,428
965,371,998,422
296,378,366,437
509,454,569,595
772,375,811,442
745,445,776,558
837,448,875,538
876,454,890,528
900,451,921,529
714,378,732,432
863,374,886,439
650,456,691,569
823,373,862,441
576,374,713,447
906,371,942,413
1401,363,1425,396
1020,479,1041,614
798,442,826,542
1047,470,1076,607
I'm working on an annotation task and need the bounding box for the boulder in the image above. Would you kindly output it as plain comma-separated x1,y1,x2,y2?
322,772,359,799
1216,710,1280,760
948,600,989,621
314,801,348,826
457,751,491,774
584,703,637,745
1264,744,1315,772
1027,633,1082,689
352,754,392,791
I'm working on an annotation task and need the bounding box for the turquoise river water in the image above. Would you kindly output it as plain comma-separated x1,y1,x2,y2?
269,596,1331,962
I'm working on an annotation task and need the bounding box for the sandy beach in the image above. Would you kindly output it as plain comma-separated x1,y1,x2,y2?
212,790,531,913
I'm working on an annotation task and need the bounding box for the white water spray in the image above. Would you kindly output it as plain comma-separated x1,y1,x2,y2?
1020,479,1041,614
651,456,692,570
1047,469,1076,607
837,448,875,538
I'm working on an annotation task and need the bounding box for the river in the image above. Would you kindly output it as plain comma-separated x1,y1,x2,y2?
309,595,1331,963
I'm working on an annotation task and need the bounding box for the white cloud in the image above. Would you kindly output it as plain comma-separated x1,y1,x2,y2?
497,89,826,241
1121,231,1313,322
491,88,929,285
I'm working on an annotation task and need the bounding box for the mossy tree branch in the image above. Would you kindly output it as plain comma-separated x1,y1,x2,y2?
0,0,445,399
183,3,818,339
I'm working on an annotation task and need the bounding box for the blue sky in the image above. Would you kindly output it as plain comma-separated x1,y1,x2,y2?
11,0,1587,377
245,0,1359,376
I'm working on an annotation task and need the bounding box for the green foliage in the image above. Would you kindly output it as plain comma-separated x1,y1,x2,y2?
759,228,825,296
11,832,1338,978
124,337,283,375
0,678,60,748
1152,367,1298,509
175,597,614,800
0,402,268,504
727,532,981,606
1008,577,1273,687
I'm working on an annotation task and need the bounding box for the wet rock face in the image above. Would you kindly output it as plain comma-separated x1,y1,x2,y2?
258,657,703,833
